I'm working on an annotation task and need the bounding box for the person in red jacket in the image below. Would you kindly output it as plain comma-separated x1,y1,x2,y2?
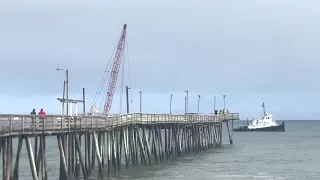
38,109,46,121
38,109,46,115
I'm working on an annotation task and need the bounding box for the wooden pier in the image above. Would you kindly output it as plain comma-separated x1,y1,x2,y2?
0,112,239,180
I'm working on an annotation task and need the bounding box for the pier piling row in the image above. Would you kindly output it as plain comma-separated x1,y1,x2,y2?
0,112,239,180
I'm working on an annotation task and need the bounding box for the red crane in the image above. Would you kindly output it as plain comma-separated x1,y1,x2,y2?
104,24,127,114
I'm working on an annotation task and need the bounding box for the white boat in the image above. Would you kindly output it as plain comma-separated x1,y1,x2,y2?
233,102,285,132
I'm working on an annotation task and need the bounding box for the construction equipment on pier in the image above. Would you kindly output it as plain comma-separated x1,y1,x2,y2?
90,24,128,116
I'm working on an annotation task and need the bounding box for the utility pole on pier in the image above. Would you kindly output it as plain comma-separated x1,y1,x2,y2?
82,88,86,113
66,69,69,115
214,96,216,112
184,90,188,114
61,80,66,115
139,91,142,113
57,68,69,115
170,94,173,114
197,95,201,114
223,95,226,110
126,86,130,113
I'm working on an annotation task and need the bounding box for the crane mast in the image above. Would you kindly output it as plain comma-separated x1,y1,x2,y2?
104,24,127,114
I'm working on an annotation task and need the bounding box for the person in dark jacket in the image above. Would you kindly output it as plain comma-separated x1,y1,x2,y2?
31,109,36,115
30,109,36,128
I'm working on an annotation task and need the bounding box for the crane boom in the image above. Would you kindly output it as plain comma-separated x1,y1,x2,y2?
104,24,127,114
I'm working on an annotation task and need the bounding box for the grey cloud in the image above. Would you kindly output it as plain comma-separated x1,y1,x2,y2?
1,0,320,97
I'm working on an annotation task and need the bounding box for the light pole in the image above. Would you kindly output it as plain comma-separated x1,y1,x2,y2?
170,94,173,114
139,91,142,113
214,96,216,112
223,95,226,110
197,95,201,114
57,68,69,116
184,90,188,114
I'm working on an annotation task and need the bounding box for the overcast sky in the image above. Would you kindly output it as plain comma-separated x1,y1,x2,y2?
0,0,320,120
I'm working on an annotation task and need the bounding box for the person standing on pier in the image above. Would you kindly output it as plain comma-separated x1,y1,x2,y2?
38,109,46,122
30,109,36,128
38,109,46,115
30,109,36,115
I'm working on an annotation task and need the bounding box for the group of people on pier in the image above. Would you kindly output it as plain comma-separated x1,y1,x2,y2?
214,109,229,115
30,108,46,115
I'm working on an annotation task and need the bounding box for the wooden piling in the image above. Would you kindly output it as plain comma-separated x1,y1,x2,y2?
12,136,23,180
2,137,7,180
93,131,104,179
74,134,88,180
57,135,68,180
25,136,38,180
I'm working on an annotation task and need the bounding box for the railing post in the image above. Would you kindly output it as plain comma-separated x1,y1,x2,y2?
80,117,82,132
9,116,12,134
91,117,93,130
60,116,62,132
73,116,75,131
95,116,97,129
145,114,147,124
68,116,71,133
105,116,107,129
116,116,118,127
166,114,168,123
52,116,54,133
22,116,24,133
95,117,98,129
151,114,153,124
42,116,45,133
31,116,34,133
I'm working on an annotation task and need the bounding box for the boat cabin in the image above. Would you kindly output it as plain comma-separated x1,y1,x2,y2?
247,113,278,129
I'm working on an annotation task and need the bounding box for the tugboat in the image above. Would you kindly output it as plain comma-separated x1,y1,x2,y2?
233,102,285,132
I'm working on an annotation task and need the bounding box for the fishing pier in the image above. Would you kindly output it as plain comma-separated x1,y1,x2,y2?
0,23,240,180
0,112,239,180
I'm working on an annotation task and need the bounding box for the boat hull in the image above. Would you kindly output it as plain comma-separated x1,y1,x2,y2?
233,121,285,132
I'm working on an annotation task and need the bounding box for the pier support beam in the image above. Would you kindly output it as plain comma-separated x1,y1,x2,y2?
25,136,38,180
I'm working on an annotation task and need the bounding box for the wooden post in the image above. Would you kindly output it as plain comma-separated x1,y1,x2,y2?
57,135,68,180
75,134,88,180
12,136,23,180
25,136,38,180
125,86,130,113
2,137,7,180
93,131,104,179
82,88,86,113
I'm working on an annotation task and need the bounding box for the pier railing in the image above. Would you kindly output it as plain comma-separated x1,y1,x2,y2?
0,113,239,137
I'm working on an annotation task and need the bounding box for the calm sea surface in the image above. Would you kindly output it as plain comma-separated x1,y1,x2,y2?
1,120,320,180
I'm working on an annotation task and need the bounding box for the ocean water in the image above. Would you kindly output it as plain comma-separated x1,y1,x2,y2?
109,120,320,180
1,120,320,180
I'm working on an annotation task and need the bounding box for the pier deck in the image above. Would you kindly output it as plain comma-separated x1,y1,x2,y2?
0,113,239,137
0,112,239,180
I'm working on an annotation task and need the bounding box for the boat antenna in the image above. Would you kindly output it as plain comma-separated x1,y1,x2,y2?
262,102,266,116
